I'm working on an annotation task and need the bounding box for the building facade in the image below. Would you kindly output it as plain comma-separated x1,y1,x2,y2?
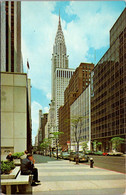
70,85,91,151
49,13,74,137
0,1,23,72
55,68,74,126
1,72,32,160
0,2,6,71
91,8,126,153
36,110,48,146
51,14,69,101
1,1,32,158
59,63,94,150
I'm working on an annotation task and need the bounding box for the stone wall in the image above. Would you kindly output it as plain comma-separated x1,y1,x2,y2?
1,72,27,160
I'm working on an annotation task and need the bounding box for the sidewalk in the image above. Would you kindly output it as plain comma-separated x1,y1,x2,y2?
33,160,126,195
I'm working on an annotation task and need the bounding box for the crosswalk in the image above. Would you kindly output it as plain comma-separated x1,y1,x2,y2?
33,160,126,195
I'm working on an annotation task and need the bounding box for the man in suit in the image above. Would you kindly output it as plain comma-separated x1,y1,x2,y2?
21,153,40,186
6,152,13,162
20,150,29,160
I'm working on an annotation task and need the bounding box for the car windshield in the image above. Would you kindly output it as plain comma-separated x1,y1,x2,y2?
63,152,69,155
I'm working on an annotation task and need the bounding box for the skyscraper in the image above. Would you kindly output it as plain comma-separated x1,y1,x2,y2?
50,13,74,130
51,14,69,101
0,1,23,72
1,1,32,159
91,8,126,153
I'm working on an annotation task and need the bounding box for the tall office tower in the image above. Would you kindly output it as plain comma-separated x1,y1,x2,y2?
0,2,6,71
51,14,69,101
51,14,74,128
91,8,126,153
1,1,32,159
0,1,23,72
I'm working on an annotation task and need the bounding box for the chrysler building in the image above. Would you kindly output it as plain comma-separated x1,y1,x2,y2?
50,13,74,129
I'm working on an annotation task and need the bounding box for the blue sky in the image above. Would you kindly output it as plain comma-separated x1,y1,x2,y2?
21,1,125,144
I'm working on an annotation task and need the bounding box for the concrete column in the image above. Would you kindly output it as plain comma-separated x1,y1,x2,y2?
14,2,17,72
0,2,6,71
8,1,11,72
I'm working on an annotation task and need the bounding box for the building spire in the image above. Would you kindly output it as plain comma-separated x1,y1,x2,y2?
58,9,61,30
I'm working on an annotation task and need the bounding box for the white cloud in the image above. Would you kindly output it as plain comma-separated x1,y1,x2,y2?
22,1,123,89
22,1,57,94
44,107,49,113
46,92,51,100
65,1,122,68
22,1,124,144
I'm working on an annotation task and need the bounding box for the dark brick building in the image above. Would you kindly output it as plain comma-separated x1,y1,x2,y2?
91,8,126,153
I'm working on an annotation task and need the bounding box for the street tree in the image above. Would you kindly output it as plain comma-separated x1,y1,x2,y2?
110,137,124,152
93,140,102,151
40,138,51,156
81,141,88,154
50,131,64,160
70,115,84,164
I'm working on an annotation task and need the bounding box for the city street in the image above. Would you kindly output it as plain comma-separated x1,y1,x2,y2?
84,155,126,174
33,155,125,195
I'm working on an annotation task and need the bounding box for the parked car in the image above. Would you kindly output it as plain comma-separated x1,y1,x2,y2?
52,151,57,157
94,151,103,155
69,151,88,162
103,152,108,156
60,152,70,160
69,152,76,161
85,150,94,155
53,150,62,158
107,152,123,156
79,152,89,162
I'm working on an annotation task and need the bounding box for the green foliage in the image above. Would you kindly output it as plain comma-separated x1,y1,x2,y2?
110,137,124,151
50,132,64,139
93,140,102,151
40,138,52,150
81,141,88,153
1,161,15,174
12,152,24,159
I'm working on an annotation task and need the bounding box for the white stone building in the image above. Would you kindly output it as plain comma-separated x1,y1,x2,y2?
1,72,31,160
70,85,91,151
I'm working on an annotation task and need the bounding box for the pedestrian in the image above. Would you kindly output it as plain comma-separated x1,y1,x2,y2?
21,153,40,186
6,152,13,162
20,150,29,160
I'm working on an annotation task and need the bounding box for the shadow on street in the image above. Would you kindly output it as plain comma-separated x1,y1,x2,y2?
33,154,62,163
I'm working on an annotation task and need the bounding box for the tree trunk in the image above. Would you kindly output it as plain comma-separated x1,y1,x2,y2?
56,139,58,160
76,141,79,164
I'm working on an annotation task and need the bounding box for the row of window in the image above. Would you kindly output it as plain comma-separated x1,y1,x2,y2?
92,128,125,138
92,109,125,124
56,70,74,78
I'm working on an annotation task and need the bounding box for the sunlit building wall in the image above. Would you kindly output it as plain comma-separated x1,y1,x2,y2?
70,85,91,151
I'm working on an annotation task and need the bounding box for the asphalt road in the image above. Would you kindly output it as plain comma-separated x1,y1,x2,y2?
33,154,126,173
84,155,126,173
